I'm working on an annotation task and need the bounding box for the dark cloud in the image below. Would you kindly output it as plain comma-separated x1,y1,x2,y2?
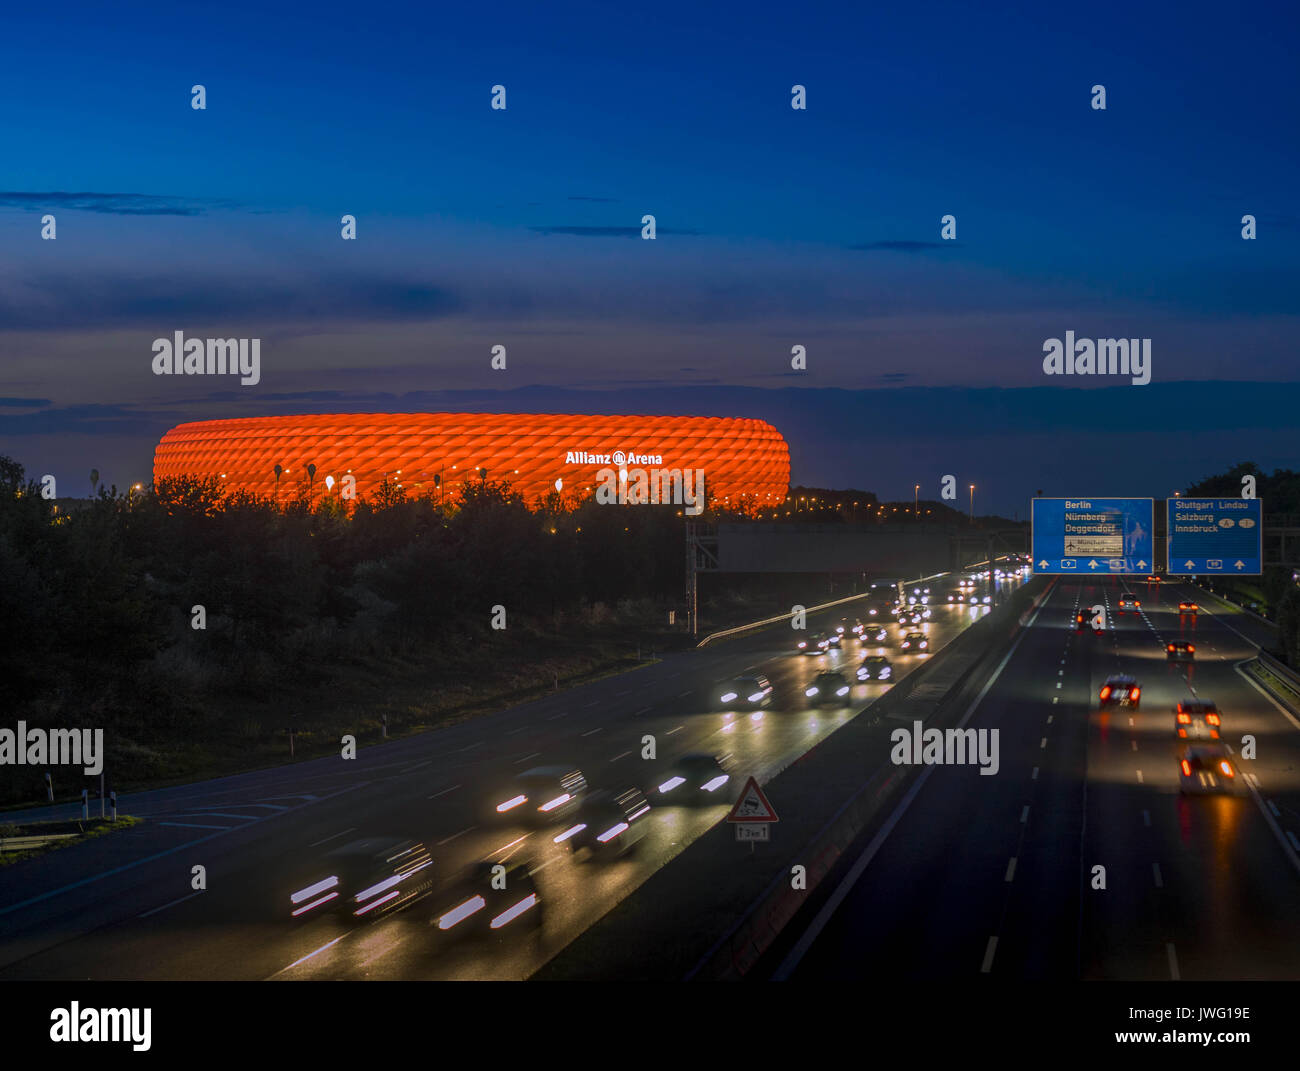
529,225,702,237
846,239,958,252
0,273,464,329
0,191,235,216
0,397,51,407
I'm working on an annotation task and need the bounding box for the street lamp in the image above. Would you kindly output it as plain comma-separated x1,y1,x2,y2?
914,484,919,516
969,484,975,522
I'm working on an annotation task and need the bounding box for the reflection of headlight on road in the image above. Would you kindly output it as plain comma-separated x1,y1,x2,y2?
805,686,819,696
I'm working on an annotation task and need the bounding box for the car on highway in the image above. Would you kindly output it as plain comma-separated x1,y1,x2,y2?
806,670,852,705
857,655,893,682
860,623,888,643
796,632,825,654
491,766,588,825
1178,601,1199,615
1098,674,1141,709
900,631,929,652
1117,595,1141,613
1175,699,1221,740
289,837,435,921
554,787,652,858
1145,574,1162,583
653,753,732,805
1178,744,1245,795
716,675,773,709
1167,640,1196,662
825,631,842,648
899,608,924,625
429,859,543,939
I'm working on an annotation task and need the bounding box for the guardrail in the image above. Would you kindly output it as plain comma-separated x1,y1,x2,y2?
0,833,79,852
1258,649,1300,689
695,570,953,647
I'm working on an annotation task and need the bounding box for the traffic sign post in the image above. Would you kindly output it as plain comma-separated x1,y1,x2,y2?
1166,498,1262,575
1031,498,1154,575
727,776,779,851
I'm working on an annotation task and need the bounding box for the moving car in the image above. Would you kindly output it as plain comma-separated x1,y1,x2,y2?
1179,744,1245,795
491,766,588,825
1099,674,1141,709
654,753,732,805
1145,574,1162,583
1174,699,1221,740
857,655,893,682
429,860,542,938
1167,640,1196,662
806,670,851,705
860,623,888,643
553,787,651,858
1178,601,1199,615
900,631,929,652
796,632,825,654
716,675,773,709
1117,595,1140,613
289,837,434,921
825,632,842,648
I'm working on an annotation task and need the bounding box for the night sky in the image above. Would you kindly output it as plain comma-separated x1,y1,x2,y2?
1,0,1297,515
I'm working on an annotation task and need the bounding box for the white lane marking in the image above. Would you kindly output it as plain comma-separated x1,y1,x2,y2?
158,821,234,830
610,750,632,763
505,727,526,736
514,752,542,763
634,708,651,717
451,741,482,753
666,725,684,735
137,890,203,918
427,785,460,800
1287,831,1300,853
980,936,998,974
1142,810,1151,827
1031,767,1039,780
171,812,259,821
1233,659,1300,731
1051,696,1058,704
1268,800,1281,817
1058,669,1064,676
1152,863,1163,888
1136,770,1144,784
547,713,568,721
1004,857,1017,882
402,759,433,771
1019,806,1029,824
309,827,357,847
528,856,562,875
281,936,345,973
580,728,602,737
1040,738,1047,749
1131,740,1138,751
1167,943,1180,981
676,690,691,698
771,590,1047,981
583,700,599,708
1046,715,1053,724
1055,682,1061,689
437,826,476,846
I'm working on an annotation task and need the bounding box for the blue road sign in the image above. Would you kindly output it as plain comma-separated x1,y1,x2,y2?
1032,498,1154,575
1166,498,1262,575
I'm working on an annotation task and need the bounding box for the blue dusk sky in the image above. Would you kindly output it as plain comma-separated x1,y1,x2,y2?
1,0,1297,515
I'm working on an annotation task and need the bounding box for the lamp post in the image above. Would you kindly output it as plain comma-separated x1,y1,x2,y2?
914,484,919,517
969,484,975,522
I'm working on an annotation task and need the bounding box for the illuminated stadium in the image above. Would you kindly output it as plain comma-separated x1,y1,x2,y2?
153,413,791,507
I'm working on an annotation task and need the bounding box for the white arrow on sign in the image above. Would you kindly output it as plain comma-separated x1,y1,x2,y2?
1038,560,1048,568
1136,561,1147,569
1088,560,1099,570
1185,560,1195,569
1235,560,1245,569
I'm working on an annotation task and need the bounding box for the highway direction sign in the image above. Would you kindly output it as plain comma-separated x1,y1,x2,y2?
1032,498,1154,575
727,776,779,823
1166,498,1262,575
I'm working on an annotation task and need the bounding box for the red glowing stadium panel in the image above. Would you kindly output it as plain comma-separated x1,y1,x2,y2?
152,413,790,506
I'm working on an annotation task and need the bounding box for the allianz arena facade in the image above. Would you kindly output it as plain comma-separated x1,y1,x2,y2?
153,413,791,508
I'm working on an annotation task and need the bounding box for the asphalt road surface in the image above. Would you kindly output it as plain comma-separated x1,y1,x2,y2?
779,576,1300,981
0,572,1025,980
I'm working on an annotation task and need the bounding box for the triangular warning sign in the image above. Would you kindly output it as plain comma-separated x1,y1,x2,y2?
726,775,779,823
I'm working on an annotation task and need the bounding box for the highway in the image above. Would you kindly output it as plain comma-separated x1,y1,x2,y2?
0,572,1024,980
776,576,1300,981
